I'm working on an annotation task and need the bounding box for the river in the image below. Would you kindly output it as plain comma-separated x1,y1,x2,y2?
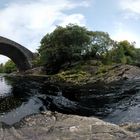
0,74,140,125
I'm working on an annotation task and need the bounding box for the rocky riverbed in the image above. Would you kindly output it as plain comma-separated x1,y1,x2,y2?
3,64,140,140
0,111,140,140
17,64,140,85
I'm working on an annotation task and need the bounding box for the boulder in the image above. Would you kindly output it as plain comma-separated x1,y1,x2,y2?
0,111,139,140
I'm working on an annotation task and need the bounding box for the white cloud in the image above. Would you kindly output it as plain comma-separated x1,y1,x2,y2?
120,0,140,19
112,22,140,48
112,30,138,44
0,0,89,63
120,0,140,13
59,14,86,26
0,56,9,64
112,1,140,48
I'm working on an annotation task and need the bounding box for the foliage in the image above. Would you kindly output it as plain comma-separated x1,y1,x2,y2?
0,63,4,73
32,55,42,67
108,40,136,64
38,24,91,74
57,69,90,84
133,48,140,66
3,60,17,73
36,24,140,75
87,31,115,58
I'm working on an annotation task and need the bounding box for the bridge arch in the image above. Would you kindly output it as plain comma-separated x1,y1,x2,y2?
0,36,34,71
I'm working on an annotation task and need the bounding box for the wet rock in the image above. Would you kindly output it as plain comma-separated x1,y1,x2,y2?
0,111,139,140
24,66,45,75
8,64,140,87
120,123,140,134
87,64,140,84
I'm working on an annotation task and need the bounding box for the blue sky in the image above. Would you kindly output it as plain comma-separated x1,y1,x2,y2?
0,0,140,62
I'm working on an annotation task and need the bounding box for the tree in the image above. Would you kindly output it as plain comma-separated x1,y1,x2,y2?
0,63,4,73
38,24,91,74
109,40,136,64
4,60,17,73
38,24,139,74
88,31,115,58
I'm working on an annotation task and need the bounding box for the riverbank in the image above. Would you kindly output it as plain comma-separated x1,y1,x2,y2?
2,63,140,139
8,61,140,87
0,111,139,140
6,62,140,102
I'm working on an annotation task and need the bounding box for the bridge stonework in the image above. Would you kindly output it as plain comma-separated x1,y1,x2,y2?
0,36,34,71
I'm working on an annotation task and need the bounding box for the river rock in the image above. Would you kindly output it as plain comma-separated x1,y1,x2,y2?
0,111,139,140
86,64,140,84
108,65,140,81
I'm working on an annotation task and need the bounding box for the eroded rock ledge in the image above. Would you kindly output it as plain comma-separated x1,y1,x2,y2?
11,64,140,85
0,111,139,140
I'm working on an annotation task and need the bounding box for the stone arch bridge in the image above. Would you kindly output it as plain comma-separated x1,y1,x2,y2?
0,36,35,71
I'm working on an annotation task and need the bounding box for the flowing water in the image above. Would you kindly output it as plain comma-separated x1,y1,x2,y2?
0,74,140,125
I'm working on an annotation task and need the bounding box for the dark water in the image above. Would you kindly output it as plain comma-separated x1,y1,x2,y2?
0,75,140,125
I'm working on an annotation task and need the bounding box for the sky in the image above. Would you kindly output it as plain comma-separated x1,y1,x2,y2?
0,0,140,63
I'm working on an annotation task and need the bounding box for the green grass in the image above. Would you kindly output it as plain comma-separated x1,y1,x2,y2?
56,69,91,84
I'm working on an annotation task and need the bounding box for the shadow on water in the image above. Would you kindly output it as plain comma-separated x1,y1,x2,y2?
33,79,140,124
0,76,44,125
0,75,140,125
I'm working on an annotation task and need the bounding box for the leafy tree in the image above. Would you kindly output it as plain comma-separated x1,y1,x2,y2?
37,24,139,74
88,31,115,58
3,60,17,73
131,48,140,66
0,63,4,73
38,24,91,74
109,40,136,64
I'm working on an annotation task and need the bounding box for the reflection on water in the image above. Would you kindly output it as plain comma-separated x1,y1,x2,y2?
34,79,140,124
0,75,12,98
0,76,43,125
0,75,140,125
